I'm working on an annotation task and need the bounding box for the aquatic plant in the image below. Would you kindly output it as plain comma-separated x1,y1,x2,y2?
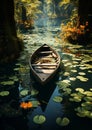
14,0,42,30
20,89,29,97
53,96,63,103
20,101,33,109
56,117,70,126
59,0,92,44
68,86,92,119
0,91,10,96
33,115,46,124
31,89,39,96
31,100,40,108
1,81,15,85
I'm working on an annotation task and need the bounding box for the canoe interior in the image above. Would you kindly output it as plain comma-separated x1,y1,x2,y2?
30,44,60,84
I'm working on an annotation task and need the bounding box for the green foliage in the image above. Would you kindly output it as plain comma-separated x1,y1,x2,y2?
33,115,46,124
53,96,63,102
56,117,70,126
14,0,42,30
0,91,10,96
59,0,78,7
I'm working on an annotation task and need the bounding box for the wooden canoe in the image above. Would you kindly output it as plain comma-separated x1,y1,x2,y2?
29,44,61,85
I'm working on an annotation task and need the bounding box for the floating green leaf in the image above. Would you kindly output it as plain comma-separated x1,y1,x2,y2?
84,97,92,102
71,69,77,73
57,80,70,88
76,76,88,82
88,112,92,119
9,76,19,81
56,117,70,126
76,112,87,117
14,68,19,71
53,96,63,103
73,96,82,102
90,88,92,91
81,101,92,106
31,89,39,96
75,88,84,93
0,91,9,96
1,81,14,85
63,72,70,76
78,72,86,75
84,91,92,96
70,93,78,97
31,100,40,107
33,115,46,124
63,88,72,93
20,89,29,96
75,106,90,117
69,77,76,81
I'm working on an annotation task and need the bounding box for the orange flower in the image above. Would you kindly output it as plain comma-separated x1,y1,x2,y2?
80,25,85,30
77,29,81,34
27,102,33,108
20,102,28,109
20,101,33,109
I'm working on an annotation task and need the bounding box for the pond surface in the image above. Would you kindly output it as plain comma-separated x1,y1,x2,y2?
0,26,92,130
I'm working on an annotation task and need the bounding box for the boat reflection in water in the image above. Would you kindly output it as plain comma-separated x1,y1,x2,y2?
30,68,60,112
28,70,64,130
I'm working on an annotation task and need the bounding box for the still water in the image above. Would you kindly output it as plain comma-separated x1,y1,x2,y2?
0,25,92,130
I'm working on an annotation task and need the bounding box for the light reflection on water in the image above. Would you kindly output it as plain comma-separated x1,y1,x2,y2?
18,26,92,130
0,26,92,130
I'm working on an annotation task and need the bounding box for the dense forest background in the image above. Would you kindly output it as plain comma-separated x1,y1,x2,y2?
0,0,92,63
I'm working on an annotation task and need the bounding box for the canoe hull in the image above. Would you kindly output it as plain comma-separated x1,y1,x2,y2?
29,44,61,85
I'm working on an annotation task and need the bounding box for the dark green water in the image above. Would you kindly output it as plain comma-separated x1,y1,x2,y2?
0,27,92,130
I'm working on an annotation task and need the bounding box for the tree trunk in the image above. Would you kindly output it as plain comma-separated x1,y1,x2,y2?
78,0,92,28
0,0,23,63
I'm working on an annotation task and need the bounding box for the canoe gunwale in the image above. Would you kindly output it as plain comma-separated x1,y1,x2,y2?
29,44,61,85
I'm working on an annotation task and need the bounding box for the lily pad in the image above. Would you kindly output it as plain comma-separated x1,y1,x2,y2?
20,89,29,96
53,96,63,103
1,81,14,85
75,106,90,117
63,87,72,92
33,115,46,124
69,77,76,81
76,112,87,117
31,100,40,107
76,76,88,82
57,80,70,88
70,93,78,97
78,72,86,75
90,88,92,91
69,96,81,102
75,88,84,93
0,91,9,96
71,69,77,73
31,89,39,96
81,101,92,106
9,76,19,81
63,72,70,76
84,91,92,96
88,112,92,118
73,96,82,102
56,117,70,126
84,97,92,102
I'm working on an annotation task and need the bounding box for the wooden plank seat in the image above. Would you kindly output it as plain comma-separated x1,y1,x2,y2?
32,64,57,66
35,68,55,74
39,51,52,54
33,66,56,69
29,44,61,84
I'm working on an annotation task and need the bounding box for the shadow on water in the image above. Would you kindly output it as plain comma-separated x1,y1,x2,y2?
30,68,60,112
0,24,92,129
